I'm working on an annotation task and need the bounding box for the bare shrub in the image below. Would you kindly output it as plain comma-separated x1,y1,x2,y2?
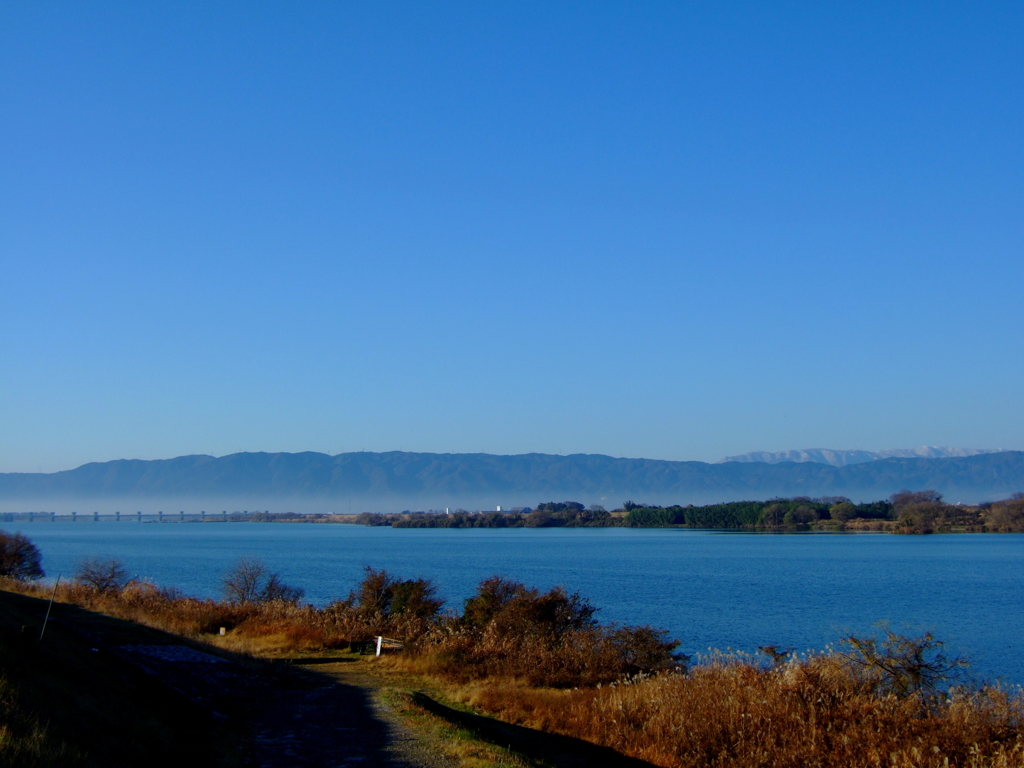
839,624,969,697
222,558,303,605
261,572,304,603
987,497,1024,532
75,558,128,593
222,558,266,603
0,531,44,580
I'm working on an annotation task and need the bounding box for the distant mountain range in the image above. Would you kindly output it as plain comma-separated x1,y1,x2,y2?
1,450,1023,513
720,447,1004,467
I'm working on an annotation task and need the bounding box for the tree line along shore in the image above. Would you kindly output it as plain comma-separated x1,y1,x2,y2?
353,490,1024,533
6,490,1023,533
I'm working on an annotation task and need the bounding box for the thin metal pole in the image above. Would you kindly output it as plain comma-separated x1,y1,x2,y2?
39,574,61,643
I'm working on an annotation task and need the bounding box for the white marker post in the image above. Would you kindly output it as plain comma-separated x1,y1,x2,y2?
375,636,383,657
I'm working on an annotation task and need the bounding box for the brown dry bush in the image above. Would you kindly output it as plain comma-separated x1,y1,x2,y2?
404,576,682,687
334,566,446,644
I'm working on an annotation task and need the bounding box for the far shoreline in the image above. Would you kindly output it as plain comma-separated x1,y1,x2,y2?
3,490,1023,534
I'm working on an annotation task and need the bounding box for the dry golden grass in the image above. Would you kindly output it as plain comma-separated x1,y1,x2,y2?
0,576,437,655
454,657,1024,768
7,572,1024,767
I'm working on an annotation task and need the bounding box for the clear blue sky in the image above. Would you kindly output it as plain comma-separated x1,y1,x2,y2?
2,2,1022,473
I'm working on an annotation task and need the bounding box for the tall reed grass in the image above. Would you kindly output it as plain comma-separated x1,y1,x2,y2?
460,656,1024,768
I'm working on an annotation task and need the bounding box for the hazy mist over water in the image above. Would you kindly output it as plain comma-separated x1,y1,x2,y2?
0,495,582,516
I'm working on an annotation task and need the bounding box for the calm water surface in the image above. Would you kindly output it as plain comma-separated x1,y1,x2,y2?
11,523,1024,684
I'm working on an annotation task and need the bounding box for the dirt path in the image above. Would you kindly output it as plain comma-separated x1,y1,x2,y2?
246,661,454,768
308,658,656,768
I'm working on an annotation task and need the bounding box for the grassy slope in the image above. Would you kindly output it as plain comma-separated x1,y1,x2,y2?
0,588,243,768
0,585,559,768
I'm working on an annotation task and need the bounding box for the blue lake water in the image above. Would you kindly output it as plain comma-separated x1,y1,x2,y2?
9,523,1024,685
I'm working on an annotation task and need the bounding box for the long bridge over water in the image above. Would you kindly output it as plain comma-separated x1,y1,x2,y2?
0,510,277,523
